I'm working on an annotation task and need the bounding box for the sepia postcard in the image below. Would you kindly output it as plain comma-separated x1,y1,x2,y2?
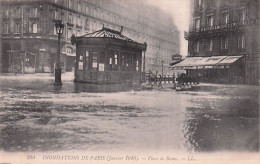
0,0,259,163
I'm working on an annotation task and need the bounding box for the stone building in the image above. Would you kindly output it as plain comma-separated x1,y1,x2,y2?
179,0,259,84
0,0,179,75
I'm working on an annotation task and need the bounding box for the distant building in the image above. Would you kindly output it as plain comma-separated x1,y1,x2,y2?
0,0,179,75
175,0,259,84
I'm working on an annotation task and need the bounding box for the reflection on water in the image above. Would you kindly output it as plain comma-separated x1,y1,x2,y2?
0,74,259,152
73,82,141,93
182,115,259,152
53,84,62,93
0,125,64,152
181,84,259,152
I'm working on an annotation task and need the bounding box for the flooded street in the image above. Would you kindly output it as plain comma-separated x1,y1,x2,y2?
0,73,259,153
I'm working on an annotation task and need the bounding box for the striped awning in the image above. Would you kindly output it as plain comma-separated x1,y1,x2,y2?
217,56,243,65
171,56,243,70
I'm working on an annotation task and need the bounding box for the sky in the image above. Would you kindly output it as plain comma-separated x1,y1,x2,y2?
147,0,191,57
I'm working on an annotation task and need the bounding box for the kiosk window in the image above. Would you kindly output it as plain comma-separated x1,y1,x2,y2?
78,54,83,70
85,50,89,70
92,52,98,70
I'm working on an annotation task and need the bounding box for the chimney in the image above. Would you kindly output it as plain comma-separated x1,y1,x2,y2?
120,26,124,34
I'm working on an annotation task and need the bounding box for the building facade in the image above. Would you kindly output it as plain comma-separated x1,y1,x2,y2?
185,0,259,84
0,0,179,75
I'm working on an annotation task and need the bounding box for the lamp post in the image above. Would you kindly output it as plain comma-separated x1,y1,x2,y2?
54,20,64,85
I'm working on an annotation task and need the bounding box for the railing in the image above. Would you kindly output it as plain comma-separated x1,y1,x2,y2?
2,33,62,41
146,74,175,84
186,19,259,40
200,21,246,32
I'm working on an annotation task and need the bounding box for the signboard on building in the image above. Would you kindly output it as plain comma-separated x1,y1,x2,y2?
172,54,182,61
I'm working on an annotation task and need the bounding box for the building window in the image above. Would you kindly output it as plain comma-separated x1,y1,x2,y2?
85,18,90,29
194,18,200,31
4,8,9,17
30,7,38,17
238,35,245,49
206,39,213,51
33,23,38,33
241,35,245,49
85,50,89,70
206,15,214,27
93,9,96,17
15,22,22,33
66,47,73,53
224,38,228,49
195,41,200,52
92,52,98,71
77,16,81,26
78,54,83,70
114,54,118,65
121,55,125,66
206,0,215,7
77,2,81,12
3,22,9,34
85,6,89,14
68,14,73,24
136,60,139,71
76,28,81,36
221,12,229,25
15,7,21,17
195,0,202,9
53,26,57,35
68,0,72,8
221,37,228,50
238,8,246,23
67,27,72,39
54,10,58,20
109,57,113,65
29,21,38,33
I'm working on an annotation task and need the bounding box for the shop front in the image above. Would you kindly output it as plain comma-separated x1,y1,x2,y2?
6,50,36,74
171,56,245,84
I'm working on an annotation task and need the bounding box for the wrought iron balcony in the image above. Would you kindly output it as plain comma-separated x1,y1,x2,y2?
185,19,259,40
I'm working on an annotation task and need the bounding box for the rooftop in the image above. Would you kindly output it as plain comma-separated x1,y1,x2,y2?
81,26,136,43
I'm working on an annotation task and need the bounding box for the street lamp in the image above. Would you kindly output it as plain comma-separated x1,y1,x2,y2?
54,20,64,85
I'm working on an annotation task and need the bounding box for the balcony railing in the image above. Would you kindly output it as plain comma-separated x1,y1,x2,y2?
2,33,61,41
200,21,246,32
185,19,259,40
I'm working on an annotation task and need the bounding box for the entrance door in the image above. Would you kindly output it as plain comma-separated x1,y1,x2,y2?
10,53,22,73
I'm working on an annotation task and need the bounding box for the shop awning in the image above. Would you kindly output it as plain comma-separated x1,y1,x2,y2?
171,57,202,68
216,56,243,65
171,56,243,70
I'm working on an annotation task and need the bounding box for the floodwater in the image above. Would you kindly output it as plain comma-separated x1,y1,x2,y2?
0,73,259,153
